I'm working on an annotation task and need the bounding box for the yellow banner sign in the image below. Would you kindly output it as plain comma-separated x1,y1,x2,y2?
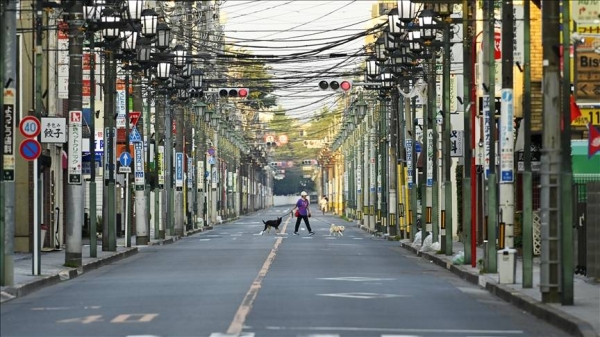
572,107,600,126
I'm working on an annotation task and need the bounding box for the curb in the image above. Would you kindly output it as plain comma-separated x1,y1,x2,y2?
1,247,138,304
399,243,599,337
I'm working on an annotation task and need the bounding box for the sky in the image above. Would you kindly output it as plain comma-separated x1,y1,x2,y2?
220,1,380,120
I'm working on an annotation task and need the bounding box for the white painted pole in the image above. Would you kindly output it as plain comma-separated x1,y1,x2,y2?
125,172,129,247
33,159,39,275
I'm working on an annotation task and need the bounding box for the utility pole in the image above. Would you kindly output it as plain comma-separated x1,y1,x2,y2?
175,104,184,236
65,0,85,267
34,0,44,275
103,44,117,252
0,0,6,286
165,100,174,235
156,96,165,239
133,75,148,245
540,0,561,303
499,0,515,253
124,70,131,248
483,0,497,273
442,16,453,255
560,0,574,306
521,0,533,288
88,26,97,258
389,92,398,237
462,0,476,266
2,0,16,287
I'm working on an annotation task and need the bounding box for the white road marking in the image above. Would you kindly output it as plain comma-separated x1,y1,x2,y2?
264,326,523,335
317,292,410,299
209,334,254,337
198,239,211,241
318,277,395,282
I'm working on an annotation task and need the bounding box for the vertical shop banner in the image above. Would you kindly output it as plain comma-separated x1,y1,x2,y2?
157,145,164,189
103,127,116,182
116,80,126,128
175,152,183,188
500,89,515,183
356,163,362,193
134,142,145,189
187,156,193,189
426,129,434,187
57,21,69,99
3,88,16,181
483,95,491,179
68,111,82,184
406,139,413,189
197,160,204,191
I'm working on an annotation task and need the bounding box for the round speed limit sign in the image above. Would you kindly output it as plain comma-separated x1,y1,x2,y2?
19,116,41,138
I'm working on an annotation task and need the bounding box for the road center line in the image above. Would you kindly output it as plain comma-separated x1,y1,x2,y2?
226,216,291,334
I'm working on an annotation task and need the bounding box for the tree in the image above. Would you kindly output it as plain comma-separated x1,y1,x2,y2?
226,48,277,110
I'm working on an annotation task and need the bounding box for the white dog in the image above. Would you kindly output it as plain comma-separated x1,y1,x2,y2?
330,224,345,237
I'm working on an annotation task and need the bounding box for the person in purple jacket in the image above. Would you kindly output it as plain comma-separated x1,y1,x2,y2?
291,191,315,236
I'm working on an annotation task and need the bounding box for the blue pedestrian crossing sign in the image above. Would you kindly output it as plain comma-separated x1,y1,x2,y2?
119,152,132,167
129,128,142,143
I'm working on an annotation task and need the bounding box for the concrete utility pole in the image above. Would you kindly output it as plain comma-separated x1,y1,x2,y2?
175,105,184,236
560,0,574,306
389,93,398,237
34,0,44,275
442,17,453,255
165,101,173,235
540,0,562,303
499,0,515,252
0,0,7,286
483,0,497,273
521,0,533,288
88,27,97,258
156,97,165,239
103,44,117,252
65,0,84,267
462,0,476,266
133,77,148,245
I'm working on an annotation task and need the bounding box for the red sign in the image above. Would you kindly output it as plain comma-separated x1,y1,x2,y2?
480,31,502,60
20,139,42,161
70,111,82,123
129,111,141,127
19,116,41,138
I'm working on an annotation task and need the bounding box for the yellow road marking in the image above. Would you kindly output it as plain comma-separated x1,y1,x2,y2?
111,314,159,323
226,216,291,335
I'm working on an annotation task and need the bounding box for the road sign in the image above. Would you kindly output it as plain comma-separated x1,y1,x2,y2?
19,139,41,161
129,111,141,127
129,128,142,143
572,107,600,126
119,151,132,167
19,116,41,138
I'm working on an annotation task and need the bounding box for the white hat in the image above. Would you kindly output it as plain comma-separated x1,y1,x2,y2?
301,191,308,196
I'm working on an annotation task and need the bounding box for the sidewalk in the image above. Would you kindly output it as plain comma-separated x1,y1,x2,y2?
0,226,211,304
390,233,599,337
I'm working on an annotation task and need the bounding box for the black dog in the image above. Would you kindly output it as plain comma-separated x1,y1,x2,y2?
260,217,282,235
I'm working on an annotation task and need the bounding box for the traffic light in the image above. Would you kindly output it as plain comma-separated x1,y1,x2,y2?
218,88,249,98
318,79,352,92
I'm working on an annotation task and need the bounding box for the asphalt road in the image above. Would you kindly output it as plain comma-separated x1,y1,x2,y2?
1,206,569,337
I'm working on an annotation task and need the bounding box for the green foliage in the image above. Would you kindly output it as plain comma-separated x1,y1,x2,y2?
226,47,278,110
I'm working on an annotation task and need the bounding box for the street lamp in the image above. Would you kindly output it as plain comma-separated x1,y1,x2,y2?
101,9,120,40
157,62,171,80
156,21,171,51
388,8,402,35
408,30,422,53
140,8,158,38
398,0,417,24
191,69,203,90
173,45,187,68
418,9,437,41
204,108,213,124
375,36,387,62
366,55,379,78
